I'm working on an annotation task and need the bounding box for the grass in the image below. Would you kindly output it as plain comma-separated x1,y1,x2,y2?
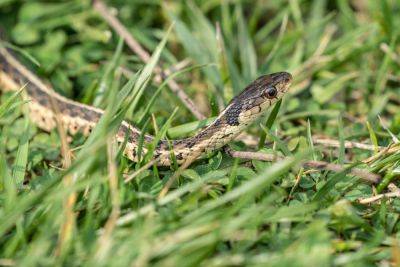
1,0,400,266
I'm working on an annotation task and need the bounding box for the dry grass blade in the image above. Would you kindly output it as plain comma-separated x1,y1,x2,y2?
0,259,15,267
225,148,380,183
158,150,203,199
313,137,383,151
92,0,206,120
50,95,76,257
94,138,120,260
363,143,400,164
358,183,400,204
118,58,192,84
124,159,157,183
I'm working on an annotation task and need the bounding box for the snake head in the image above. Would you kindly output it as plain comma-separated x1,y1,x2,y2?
224,72,292,126
234,72,292,103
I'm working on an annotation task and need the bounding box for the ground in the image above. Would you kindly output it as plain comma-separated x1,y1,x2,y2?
0,0,400,266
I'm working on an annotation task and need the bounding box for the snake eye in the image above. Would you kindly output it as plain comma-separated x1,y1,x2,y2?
265,87,277,99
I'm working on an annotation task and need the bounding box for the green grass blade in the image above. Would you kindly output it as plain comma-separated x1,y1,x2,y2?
258,99,282,149
0,86,26,118
12,117,29,188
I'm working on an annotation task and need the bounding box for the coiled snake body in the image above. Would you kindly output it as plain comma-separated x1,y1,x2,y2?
0,45,292,166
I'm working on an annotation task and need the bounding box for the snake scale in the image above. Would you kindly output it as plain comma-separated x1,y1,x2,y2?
0,45,292,166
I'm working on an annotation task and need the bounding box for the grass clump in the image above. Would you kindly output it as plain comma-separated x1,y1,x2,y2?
1,0,400,266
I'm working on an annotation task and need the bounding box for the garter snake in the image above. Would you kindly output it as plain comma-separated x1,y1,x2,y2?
0,45,292,166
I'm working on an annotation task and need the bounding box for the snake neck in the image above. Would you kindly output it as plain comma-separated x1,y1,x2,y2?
154,103,253,166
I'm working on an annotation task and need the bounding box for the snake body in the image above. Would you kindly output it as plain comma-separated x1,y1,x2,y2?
0,45,292,166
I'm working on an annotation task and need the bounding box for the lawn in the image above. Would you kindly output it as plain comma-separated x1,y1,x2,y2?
1,0,400,266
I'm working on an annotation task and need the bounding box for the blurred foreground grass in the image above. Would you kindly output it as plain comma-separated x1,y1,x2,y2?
1,0,400,266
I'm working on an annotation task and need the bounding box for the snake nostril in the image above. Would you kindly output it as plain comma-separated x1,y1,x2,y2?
283,73,293,83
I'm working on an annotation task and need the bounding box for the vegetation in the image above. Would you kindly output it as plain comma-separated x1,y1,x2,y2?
1,0,400,266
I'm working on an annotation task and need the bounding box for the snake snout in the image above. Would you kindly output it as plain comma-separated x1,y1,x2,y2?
282,72,293,84
273,71,292,84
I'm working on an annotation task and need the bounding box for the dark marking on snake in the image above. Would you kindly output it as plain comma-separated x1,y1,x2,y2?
225,102,242,126
176,153,183,160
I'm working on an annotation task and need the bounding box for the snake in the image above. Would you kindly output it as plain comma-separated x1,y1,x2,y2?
0,44,292,166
